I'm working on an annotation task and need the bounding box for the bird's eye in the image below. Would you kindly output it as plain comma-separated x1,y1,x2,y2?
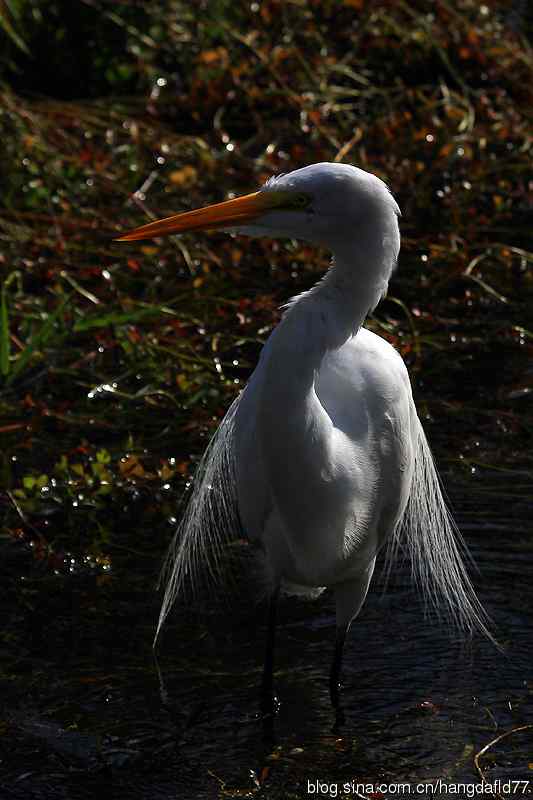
293,193,311,209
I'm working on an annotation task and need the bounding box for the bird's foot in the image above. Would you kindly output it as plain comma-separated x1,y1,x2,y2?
329,678,346,730
259,692,280,742
332,705,346,732
260,692,280,721
329,677,342,710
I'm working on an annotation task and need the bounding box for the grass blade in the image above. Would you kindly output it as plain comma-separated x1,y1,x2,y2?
9,297,69,382
0,282,10,377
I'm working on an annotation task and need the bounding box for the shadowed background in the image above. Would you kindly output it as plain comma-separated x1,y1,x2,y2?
1,1,532,798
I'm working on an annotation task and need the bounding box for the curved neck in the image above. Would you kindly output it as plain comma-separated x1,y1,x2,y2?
280,204,399,353
257,242,392,436
281,244,391,357
284,269,371,356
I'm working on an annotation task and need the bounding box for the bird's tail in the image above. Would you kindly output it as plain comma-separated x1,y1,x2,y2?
385,421,497,645
154,396,241,645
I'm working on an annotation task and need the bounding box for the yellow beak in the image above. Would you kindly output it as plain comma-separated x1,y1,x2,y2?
114,190,284,242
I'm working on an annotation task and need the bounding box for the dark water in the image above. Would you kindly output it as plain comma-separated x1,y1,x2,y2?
2,472,532,799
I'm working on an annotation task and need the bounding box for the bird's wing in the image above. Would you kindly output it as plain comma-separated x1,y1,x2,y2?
233,364,274,545
315,327,417,561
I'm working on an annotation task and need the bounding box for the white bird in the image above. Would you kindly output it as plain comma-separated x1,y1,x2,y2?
117,163,491,715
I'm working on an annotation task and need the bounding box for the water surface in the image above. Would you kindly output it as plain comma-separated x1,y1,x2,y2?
2,472,532,799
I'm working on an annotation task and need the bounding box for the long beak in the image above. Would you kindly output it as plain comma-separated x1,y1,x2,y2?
115,190,281,242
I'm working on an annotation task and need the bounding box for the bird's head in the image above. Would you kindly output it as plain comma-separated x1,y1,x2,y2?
115,162,400,260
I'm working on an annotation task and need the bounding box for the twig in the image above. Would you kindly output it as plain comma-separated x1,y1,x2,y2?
6,490,44,540
334,128,363,163
474,724,533,785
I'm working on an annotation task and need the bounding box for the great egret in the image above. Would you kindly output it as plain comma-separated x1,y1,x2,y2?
117,163,491,714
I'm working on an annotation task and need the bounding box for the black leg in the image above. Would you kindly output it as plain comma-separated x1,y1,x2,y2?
329,624,348,710
261,582,280,719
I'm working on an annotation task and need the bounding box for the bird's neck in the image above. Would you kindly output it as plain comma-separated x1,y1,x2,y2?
282,235,393,356
257,223,399,412
257,252,385,433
